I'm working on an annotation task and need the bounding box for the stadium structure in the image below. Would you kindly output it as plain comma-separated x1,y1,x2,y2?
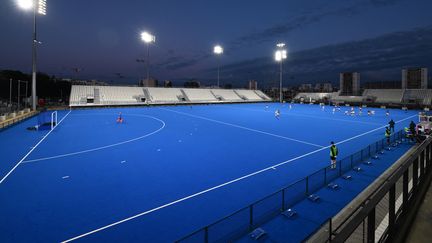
2,71,432,243
0,2,431,241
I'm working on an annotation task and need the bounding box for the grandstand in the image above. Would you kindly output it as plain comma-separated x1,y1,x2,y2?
69,85,271,106
234,89,265,101
363,89,404,104
182,88,218,102
211,89,244,102
294,92,332,102
98,86,145,105
294,89,432,107
146,87,185,103
402,89,432,106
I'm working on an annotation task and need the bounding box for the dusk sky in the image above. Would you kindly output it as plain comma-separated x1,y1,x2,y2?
1,0,432,86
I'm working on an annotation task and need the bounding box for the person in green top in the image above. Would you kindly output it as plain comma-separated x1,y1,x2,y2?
388,119,395,132
330,141,338,169
385,127,391,145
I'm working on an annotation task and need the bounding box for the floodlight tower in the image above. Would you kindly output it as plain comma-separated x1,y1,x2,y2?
213,45,223,87
17,0,47,111
275,43,287,103
140,31,156,83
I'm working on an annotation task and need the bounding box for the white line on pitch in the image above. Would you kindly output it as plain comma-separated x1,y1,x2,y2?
21,115,165,164
0,110,72,185
61,114,416,242
160,108,325,148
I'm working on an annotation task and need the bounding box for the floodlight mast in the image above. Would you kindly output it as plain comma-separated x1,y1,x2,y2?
213,45,223,87
17,0,46,111
275,42,287,103
141,32,156,84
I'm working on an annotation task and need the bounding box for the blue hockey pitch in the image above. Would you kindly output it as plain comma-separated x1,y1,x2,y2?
0,103,418,242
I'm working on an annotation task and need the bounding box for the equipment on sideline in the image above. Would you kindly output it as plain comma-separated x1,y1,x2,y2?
308,194,320,202
249,228,266,240
282,208,297,219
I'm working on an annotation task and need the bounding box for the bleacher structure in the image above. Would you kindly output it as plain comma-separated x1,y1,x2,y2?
363,89,404,104
294,89,432,107
69,85,271,107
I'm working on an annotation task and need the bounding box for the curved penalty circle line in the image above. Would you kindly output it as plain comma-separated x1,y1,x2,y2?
22,115,166,164
62,113,417,242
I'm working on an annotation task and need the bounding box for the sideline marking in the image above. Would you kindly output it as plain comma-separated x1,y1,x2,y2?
161,108,325,148
62,114,416,242
0,110,72,185
21,115,165,164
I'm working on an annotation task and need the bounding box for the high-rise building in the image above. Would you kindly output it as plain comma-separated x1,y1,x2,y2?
314,83,333,92
299,84,313,91
340,72,360,96
402,68,428,89
248,80,258,90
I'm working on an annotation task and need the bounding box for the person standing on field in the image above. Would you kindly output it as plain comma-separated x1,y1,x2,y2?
330,141,338,169
389,119,395,132
385,127,391,145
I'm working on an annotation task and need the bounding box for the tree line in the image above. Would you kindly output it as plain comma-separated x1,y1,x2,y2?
0,70,71,103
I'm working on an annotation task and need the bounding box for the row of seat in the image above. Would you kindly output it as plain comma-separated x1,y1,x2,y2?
69,85,271,106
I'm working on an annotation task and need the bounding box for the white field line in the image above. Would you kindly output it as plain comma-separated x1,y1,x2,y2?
22,115,166,164
160,108,325,148
0,110,72,185
62,113,417,242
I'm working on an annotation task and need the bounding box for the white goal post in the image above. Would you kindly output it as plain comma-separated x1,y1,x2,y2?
51,111,58,130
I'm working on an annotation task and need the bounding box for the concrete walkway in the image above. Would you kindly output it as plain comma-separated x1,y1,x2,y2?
405,181,432,243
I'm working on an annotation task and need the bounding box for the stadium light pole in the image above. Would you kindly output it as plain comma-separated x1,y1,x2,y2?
213,45,223,87
16,0,47,111
140,31,156,83
9,79,12,106
275,43,287,103
17,80,20,109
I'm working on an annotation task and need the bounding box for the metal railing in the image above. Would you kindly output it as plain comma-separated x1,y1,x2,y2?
308,135,432,243
176,130,406,242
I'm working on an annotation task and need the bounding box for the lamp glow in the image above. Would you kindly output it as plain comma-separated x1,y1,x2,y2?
17,0,33,10
275,50,287,62
214,45,223,55
141,32,155,43
38,0,47,15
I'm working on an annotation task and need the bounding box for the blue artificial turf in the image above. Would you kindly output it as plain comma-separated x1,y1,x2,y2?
236,141,413,243
0,103,418,242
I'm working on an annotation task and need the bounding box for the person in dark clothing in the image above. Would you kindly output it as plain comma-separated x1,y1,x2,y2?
330,141,338,169
389,119,395,132
409,121,416,142
385,127,391,145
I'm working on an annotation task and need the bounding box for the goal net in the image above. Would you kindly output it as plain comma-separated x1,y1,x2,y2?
37,111,57,130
